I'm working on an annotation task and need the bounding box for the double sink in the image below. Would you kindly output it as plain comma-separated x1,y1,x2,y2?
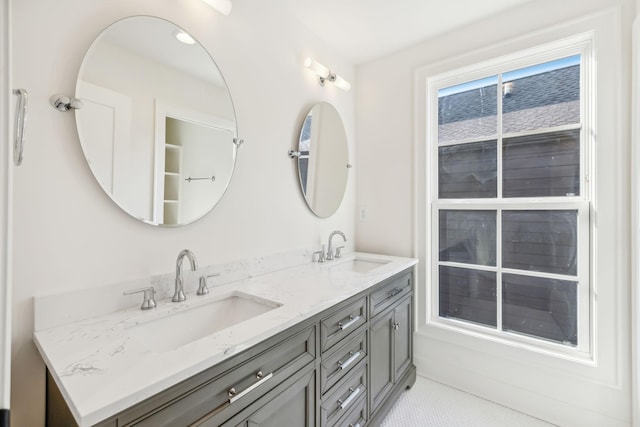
125,255,390,354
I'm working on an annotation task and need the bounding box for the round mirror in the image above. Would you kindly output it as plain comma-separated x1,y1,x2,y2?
75,16,239,226
294,103,349,217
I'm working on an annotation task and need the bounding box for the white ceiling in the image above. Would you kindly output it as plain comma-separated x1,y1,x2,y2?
285,0,533,64
102,17,226,88
92,2,535,88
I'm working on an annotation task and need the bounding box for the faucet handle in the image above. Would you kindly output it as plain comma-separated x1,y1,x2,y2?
313,245,326,263
197,273,220,295
197,276,209,295
335,246,345,259
123,286,156,310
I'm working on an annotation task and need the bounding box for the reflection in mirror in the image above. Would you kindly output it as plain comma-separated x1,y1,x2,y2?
75,16,238,226
295,103,349,217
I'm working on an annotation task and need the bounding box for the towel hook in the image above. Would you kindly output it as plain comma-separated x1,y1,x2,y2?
12,89,28,166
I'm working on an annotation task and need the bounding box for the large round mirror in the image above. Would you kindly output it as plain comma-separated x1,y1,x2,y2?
294,103,349,217
75,16,238,226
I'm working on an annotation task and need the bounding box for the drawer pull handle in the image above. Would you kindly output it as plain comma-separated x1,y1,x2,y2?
338,315,361,331
387,288,402,298
337,351,361,370
338,386,361,410
228,371,273,404
349,423,361,427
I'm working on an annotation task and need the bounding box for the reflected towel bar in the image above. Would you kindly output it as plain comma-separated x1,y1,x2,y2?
185,176,215,183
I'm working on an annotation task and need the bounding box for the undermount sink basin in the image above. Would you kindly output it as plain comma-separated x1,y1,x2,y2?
126,291,281,352
330,257,391,273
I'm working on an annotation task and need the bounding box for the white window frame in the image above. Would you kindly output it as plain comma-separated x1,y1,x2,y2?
426,34,595,360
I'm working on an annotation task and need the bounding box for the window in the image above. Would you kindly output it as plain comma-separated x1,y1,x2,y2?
429,47,591,355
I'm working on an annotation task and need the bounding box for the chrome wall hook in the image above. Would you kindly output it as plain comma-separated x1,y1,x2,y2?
50,94,83,112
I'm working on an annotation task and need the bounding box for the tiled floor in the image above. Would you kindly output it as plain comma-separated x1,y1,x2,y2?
380,376,556,427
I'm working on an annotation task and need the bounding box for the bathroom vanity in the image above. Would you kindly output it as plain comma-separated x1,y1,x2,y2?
35,252,417,426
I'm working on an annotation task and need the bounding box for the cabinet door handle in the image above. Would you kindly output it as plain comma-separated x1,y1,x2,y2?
393,322,400,330
387,288,402,298
337,351,361,370
338,315,361,331
227,371,273,404
338,386,361,410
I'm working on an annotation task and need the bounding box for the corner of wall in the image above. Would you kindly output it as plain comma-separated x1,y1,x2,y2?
0,0,12,416
631,10,640,427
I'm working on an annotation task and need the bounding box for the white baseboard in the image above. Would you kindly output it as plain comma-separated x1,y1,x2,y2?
414,334,629,427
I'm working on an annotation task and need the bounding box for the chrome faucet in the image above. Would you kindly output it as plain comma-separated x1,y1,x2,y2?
327,230,347,261
173,249,198,302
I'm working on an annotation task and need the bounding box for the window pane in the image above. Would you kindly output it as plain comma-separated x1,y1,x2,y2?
439,210,496,266
439,141,497,198
439,266,496,327
438,77,497,143
502,210,577,275
503,129,580,198
502,55,580,133
503,274,577,345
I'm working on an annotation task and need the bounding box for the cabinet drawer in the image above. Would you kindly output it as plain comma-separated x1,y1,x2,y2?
370,271,411,317
320,328,367,395
321,297,367,352
126,326,316,427
334,394,367,427
320,363,367,427
216,363,316,427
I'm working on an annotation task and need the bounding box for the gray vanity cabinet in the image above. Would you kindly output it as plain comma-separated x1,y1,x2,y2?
368,272,414,421
46,267,416,427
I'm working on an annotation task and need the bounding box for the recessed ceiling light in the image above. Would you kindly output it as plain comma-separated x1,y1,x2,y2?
175,31,196,45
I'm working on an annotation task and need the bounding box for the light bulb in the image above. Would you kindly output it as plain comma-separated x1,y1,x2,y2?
304,58,330,79
333,75,351,91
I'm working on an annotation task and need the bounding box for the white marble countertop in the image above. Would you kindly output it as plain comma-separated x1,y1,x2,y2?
33,252,417,427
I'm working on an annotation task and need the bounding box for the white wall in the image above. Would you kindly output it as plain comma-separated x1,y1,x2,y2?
9,0,356,425
356,0,633,425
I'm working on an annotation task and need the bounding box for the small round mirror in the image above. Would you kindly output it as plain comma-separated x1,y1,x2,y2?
75,16,238,226
294,103,349,217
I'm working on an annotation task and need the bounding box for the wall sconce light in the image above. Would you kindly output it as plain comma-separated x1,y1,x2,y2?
304,58,351,91
201,0,232,15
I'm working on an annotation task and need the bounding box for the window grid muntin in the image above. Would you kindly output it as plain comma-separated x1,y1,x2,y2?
430,48,590,354
434,203,585,341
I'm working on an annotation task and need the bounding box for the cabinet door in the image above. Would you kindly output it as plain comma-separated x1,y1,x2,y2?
369,310,394,414
393,296,412,381
220,366,316,427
